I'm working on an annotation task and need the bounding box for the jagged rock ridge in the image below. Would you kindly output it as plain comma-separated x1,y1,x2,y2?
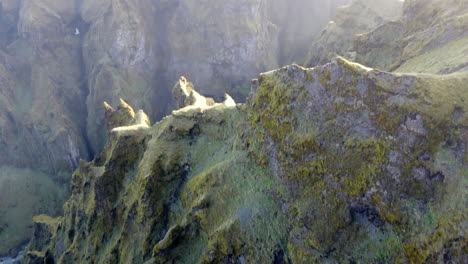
25,58,468,264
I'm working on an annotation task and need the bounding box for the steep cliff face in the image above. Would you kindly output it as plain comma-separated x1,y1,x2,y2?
26,59,468,263
0,0,89,254
0,0,349,171
0,0,90,178
354,0,468,74
82,0,172,154
305,0,404,67
0,0,347,254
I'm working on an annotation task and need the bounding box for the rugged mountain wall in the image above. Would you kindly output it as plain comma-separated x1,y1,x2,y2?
83,0,352,154
305,0,468,73
0,0,90,178
0,0,347,254
0,2,91,253
0,0,348,174
305,0,404,67
352,0,468,74
81,0,172,154
4,0,466,259
25,59,468,263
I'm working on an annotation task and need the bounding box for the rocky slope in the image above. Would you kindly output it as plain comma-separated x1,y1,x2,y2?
305,0,404,67
0,0,348,254
353,0,468,74
307,0,468,75
25,58,468,263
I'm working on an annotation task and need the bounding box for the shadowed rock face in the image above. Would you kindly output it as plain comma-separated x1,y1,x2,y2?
0,0,90,178
25,59,467,264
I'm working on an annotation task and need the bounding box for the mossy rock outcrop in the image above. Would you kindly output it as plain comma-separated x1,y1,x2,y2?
305,0,404,67
28,60,468,263
354,0,468,74
247,58,467,263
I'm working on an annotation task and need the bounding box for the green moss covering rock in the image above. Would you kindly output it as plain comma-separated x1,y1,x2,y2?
305,0,403,67
27,60,468,263
353,0,468,74
247,58,467,263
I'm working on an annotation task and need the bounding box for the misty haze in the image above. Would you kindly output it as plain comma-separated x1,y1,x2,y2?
0,0,467,263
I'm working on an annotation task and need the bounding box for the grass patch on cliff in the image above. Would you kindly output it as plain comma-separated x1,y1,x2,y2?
396,37,468,74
